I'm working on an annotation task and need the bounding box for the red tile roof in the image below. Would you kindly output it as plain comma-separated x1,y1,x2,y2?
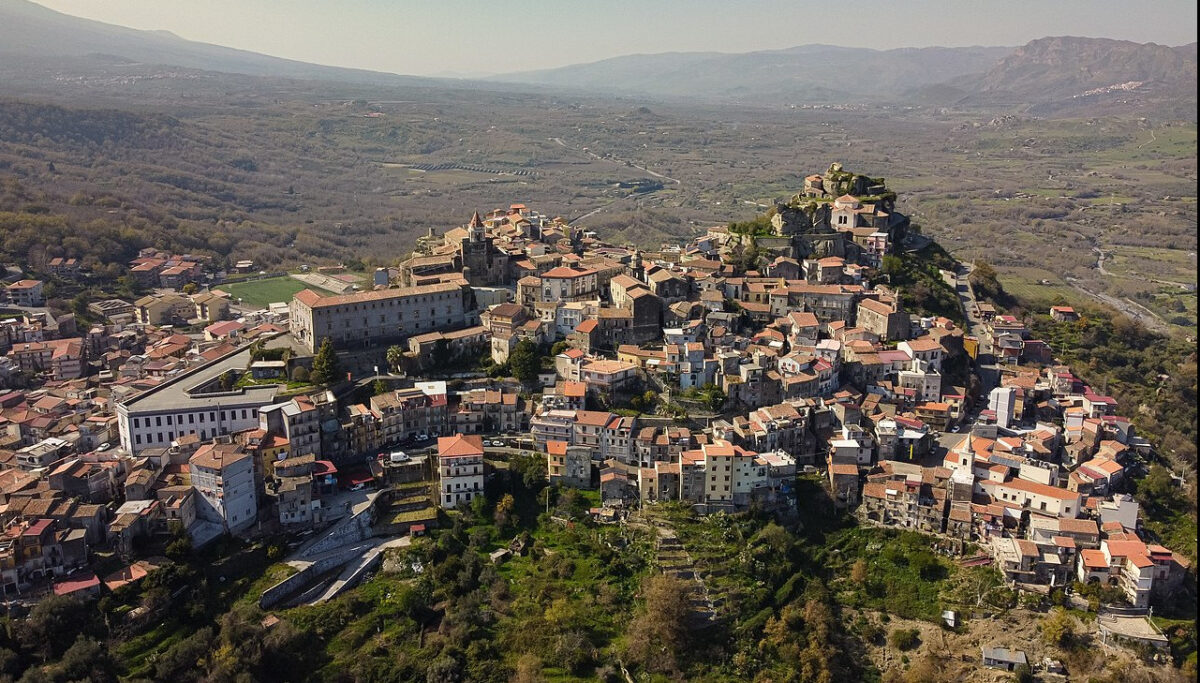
437,434,484,459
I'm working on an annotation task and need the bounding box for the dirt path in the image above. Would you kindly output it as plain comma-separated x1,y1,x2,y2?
1064,277,1171,334
1137,127,1158,149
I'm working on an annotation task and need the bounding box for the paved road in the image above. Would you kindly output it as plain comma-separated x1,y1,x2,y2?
955,264,1000,392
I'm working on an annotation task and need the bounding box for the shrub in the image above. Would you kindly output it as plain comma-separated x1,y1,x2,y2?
889,627,920,651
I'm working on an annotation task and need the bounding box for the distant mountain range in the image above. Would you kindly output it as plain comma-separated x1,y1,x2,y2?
0,0,1194,115
0,0,436,88
493,38,1197,114
489,44,1015,102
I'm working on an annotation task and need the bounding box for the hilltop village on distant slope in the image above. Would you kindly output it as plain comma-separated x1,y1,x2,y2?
0,163,1189,668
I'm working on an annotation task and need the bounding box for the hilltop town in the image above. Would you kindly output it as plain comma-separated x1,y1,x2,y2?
0,164,1192,680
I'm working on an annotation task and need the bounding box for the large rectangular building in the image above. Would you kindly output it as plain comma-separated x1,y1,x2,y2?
117,337,291,454
289,282,471,352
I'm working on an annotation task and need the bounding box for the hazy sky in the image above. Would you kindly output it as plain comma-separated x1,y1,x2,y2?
34,0,1200,77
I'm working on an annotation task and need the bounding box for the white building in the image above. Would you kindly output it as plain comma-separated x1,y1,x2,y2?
190,442,258,533
979,477,1082,518
701,441,767,510
539,266,599,303
437,434,485,508
898,361,942,403
988,386,1017,429
117,340,288,454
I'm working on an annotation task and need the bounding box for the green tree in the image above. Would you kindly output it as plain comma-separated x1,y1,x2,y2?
18,595,96,661
624,574,692,674
509,339,541,386
700,384,726,412
56,635,117,683
165,521,192,562
1138,463,1178,504
494,493,516,530
182,282,199,295
386,345,405,372
373,379,389,396
290,366,310,383
1040,607,1074,648
550,341,569,357
310,338,343,385
69,292,90,321
431,339,453,369
881,254,904,277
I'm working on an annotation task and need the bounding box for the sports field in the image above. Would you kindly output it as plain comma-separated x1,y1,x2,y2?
220,276,330,309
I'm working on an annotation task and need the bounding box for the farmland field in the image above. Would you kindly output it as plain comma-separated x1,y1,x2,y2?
995,266,1078,305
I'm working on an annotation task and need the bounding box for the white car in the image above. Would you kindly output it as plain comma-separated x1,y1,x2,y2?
489,440,505,447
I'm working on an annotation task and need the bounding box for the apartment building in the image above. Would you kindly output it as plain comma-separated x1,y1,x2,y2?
699,441,767,512
5,280,44,308
546,440,591,488
190,442,257,533
1078,539,1184,608
370,382,448,445
6,338,85,381
437,434,484,508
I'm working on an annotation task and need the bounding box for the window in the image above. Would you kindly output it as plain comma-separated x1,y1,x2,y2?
156,416,162,427
188,414,195,424
133,418,140,429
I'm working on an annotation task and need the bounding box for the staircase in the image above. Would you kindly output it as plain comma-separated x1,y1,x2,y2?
642,513,717,629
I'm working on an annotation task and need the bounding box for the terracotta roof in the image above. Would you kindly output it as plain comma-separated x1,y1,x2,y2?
53,572,100,596
437,434,484,459
293,282,461,309
1057,518,1099,535
542,266,596,279
1081,549,1108,569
